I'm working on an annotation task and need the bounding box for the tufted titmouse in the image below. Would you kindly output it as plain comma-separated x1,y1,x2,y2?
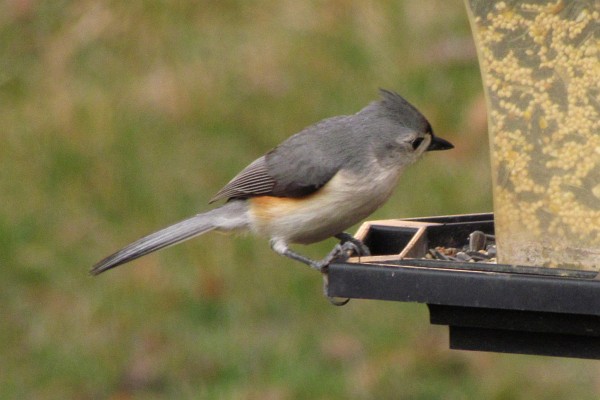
91,89,453,282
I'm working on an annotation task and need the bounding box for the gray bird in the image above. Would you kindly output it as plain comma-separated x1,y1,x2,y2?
92,89,453,300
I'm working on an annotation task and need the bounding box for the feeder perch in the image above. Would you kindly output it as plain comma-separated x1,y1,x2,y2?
328,213,600,359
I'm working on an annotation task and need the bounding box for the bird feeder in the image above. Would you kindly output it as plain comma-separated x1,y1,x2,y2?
327,0,600,359
468,0,599,269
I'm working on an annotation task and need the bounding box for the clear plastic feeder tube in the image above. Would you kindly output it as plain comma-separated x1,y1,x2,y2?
464,0,599,269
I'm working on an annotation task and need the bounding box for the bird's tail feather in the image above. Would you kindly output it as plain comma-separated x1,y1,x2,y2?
91,200,249,275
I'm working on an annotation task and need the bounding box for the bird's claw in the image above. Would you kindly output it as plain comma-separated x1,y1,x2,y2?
322,273,350,306
327,296,350,306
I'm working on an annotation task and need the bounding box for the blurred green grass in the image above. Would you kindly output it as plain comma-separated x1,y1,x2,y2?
2,0,600,399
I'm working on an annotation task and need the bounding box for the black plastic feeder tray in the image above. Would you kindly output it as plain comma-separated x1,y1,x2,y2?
327,213,600,359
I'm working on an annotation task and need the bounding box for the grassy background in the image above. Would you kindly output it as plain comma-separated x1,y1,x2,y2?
2,0,600,398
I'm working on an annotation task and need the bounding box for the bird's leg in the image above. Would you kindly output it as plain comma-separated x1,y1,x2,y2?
269,239,352,306
334,232,371,257
270,239,351,271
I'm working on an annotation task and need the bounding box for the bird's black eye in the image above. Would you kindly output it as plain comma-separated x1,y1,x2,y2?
411,137,424,150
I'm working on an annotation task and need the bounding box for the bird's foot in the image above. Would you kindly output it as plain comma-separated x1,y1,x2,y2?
335,233,371,257
315,240,364,306
270,237,363,306
310,240,362,272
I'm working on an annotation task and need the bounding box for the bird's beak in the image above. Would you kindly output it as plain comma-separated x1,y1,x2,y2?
426,135,454,151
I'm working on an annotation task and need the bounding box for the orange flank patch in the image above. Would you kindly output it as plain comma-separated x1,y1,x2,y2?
249,195,316,223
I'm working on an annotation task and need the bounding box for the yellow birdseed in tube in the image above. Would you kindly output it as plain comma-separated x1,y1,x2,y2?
465,0,600,269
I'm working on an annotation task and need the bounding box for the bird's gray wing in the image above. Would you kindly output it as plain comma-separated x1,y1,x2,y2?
209,156,276,202
209,117,348,203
